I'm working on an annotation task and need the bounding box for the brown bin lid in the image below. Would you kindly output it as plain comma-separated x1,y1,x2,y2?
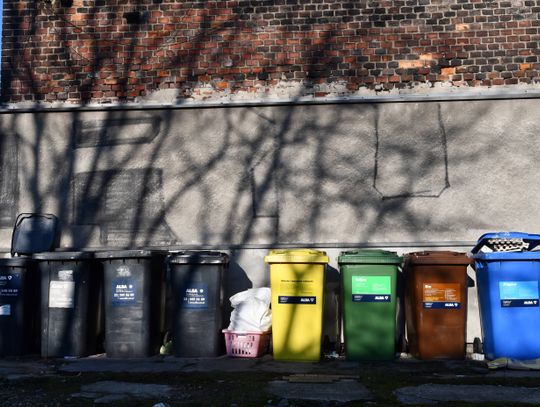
406,251,471,265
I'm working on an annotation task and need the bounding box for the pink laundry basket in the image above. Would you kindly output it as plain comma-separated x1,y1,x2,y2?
222,329,271,358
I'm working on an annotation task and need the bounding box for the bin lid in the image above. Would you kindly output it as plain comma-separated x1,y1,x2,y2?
0,257,31,267
167,251,229,264
406,251,471,265
11,213,59,256
264,249,329,264
338,249,402,265
471,251,540,261
471,232,540,254
94,250,158,259
32,251,93,261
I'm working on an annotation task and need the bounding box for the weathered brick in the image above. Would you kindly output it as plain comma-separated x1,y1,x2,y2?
2,0,540,103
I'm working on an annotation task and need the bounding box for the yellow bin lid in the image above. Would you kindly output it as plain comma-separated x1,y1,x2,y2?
264,249,329,264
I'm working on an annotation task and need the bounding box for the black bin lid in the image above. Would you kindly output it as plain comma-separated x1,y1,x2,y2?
11,213,59,256
0,257,31,267
94,250,159,259
167,251,229,265
33,251,93,261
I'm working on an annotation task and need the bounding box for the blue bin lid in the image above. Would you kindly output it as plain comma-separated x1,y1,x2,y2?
471,232,540,259
472,251,540,261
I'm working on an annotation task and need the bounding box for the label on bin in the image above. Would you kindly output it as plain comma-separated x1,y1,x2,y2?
58,269,74,281
182,283,208,309
49,281,75,308
112,279,137,306
278,296,316,304
0,274,21,298
422,283,461,309
499,281,539,308
0,304,11,316
352,276,391,302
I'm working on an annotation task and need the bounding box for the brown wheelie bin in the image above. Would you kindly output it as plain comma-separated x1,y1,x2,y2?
404,251,471,359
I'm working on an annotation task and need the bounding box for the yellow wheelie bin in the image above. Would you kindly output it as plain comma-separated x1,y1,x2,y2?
264,249,329,361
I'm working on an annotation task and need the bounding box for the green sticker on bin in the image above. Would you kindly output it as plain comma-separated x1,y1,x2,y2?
352,276,391,302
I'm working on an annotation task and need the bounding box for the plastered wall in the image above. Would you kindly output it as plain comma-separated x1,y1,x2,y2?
2,97,538,344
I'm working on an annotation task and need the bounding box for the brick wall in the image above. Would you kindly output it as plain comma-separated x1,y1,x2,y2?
2,0,540,104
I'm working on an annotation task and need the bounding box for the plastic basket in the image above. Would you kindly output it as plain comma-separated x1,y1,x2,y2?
222,329,271,358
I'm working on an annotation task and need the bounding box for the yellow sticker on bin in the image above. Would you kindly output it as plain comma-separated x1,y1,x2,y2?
264,249,329,264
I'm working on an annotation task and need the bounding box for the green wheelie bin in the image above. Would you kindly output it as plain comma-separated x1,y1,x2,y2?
338,250,402,361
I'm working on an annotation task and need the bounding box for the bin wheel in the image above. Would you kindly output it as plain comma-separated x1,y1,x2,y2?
473,337,483,354
396,334,408,353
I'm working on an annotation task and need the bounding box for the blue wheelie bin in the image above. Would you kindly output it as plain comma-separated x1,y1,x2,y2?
471,232,540,360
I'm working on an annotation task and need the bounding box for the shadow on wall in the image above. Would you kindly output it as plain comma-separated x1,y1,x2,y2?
0,0,529,361
0,0,508,250
0,99,504,248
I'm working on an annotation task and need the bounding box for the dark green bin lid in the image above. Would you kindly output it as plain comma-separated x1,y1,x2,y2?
338,249,402,265
32,251,93,261
168,251,229,265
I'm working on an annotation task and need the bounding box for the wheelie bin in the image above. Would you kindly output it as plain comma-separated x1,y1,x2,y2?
338,250,402,361
34,251,102,358
265,249,328,362
0,258,39,355
404,251,471,359
95,250,166,358
167,251,229,357
471,232,540,360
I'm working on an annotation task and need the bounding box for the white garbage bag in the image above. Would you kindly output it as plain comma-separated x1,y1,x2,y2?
227,287,272,332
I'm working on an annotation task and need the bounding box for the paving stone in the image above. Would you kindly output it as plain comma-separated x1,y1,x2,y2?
80,381,172,398
94,394,129,404
60,359,190,373
267,379,374,403
489,370,540,378
6,374,34,381
395,384,540,404
71,392,100,399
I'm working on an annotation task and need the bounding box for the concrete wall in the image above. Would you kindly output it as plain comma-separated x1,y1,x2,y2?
2,96,538,344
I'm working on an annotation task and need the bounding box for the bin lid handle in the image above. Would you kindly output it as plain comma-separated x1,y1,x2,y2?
471,232,540,254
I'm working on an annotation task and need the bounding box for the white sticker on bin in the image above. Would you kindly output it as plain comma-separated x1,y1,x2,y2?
0,304,11,316
49,281,75,308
